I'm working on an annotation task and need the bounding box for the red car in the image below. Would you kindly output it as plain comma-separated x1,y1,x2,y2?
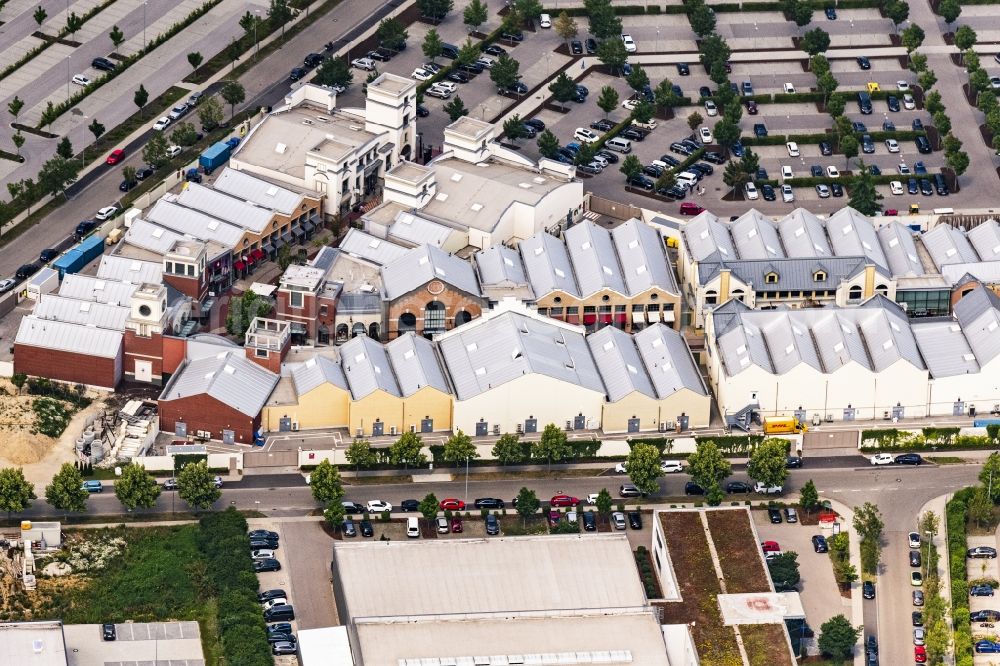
439,498,466,511
914,646,927,663
549,494,579,507
679,202,704,216
451,517,463,533
106,149,124,165
760,540,780,553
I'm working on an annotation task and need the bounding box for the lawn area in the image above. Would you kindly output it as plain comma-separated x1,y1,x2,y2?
740,623,795,666
705,509,771,593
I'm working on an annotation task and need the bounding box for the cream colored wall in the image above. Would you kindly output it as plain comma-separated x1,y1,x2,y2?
602,393,661,434
402,386,454,432
452,374,605,434
927,363,1000,416
661,388,712,429
349,390,404,436
261,383,351,431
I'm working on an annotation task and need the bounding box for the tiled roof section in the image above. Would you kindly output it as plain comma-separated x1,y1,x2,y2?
586,326,657,401
290,354,348,395
15,317,122,358
729,209,785,260
965,220,1000,262
633,324,708,397
952,285,1000,365
385,332,451,396
518,230,581,298
340,334,401,400
380,244,482,300
681,211,736,263
824,207,888,270
777,209,832,258
437,311,605,400
610,218,679,296
563,221,627,297
877,222,924,276
921,224,979,269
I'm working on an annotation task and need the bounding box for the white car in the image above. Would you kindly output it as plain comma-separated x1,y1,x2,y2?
885,138,900,153
71,74,91,86
705,100,718,116
152,116,171,131
897,80,910,91
213,475,224,488
411,68,434,81
660,460,684,473
611,511,627,529
781,184,794,203
870,453,894,465
744,182,759,200
621,34,637,53
903,93,915,110
262,597,287,610
783,82,796,94
351,57,376,71
251,549,276,560
614,462,627,474
425,87,451,99
95,205,119,221
897,162,910,174
781,165,793,180
168,103,189,120
754,482,784,494
475,56,495,69
367,499,393,513
621,98,639,111
909,532,921,548
826,165,840,178
786,141,800,157
574,127,599,143
890,180,904,195
586,493,600,505
431,81,457,94
539,13,551,28
167,144,182,158
699,126,714,143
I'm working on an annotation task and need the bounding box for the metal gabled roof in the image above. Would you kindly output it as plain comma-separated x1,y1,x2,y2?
212,167,303,216
808,311,872,373
877,222,924,277
633,324,708,397
952,285,1000,366
921,224,979,269
340,335,401,400
563,221,627,297
586,326,656,401
911,319,981,378
681,211,736,263
380,244,482,300
730,209,785,260
339,228,409,266
385,332,451,397
965,219,1000,262
854,297,925,371
777,209,832,258
518,230,581,298
15,316,122,358
759,313,822,374
475,245,529,287
290,354,348,396
825,207,888,271
159,350,279,416
610,218,679,296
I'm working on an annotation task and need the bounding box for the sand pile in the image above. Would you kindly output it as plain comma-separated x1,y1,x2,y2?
0,430,56,465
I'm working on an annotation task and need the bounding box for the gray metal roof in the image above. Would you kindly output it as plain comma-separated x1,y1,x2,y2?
564,222,628,297
760,314,823,373
610,218,679,296
857,296,924,371
965,220,1000,262
176,183,274,234
160,350,279,416
777,209,832,258
807,311,872,372
877,222,924,277
681,211,736,263
952,285,1000,366
337,292,382,314
340,334,401,399
437,311,605,400
146,198,244,248
388,211,456,248
212,167,303,216
96,255,162,285
921,224,979,269
911,320,981,378
339,228,409,266
941,261,1000,286
729,209,785,260
380,244,481,300
698,256,874,292
32,295,129,330
518,230,581,298
121,218,186,255
386,332,451,396
824,207,888,270
15,316,122,358
633,324,708,397
290,354,348,395
58,274,138,306
475,245,529,287
586,326,656,401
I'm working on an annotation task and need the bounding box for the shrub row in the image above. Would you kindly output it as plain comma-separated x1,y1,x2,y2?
860,427,997,450
197,508,271,666
542,5,686,15
947,490,973,664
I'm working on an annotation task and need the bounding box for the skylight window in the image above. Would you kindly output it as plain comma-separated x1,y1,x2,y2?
833,341,844,353
794,227,804,237
475,367,487,376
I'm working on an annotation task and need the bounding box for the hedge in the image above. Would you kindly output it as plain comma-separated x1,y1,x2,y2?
693,434,766,455
947,491,973,664
542,4,687,15
860,427,998,450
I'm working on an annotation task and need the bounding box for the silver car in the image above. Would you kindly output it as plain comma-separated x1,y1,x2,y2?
611,512,626,530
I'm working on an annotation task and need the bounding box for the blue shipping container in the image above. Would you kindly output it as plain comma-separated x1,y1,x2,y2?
199,141,231,173
52,249,84,279
974,419,1000,428
77,234,105,263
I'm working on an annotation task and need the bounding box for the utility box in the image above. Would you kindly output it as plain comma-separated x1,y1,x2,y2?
26,267,58,299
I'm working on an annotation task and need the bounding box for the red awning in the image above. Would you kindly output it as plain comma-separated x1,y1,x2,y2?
600,314,613,324
566,314,580,324
234,260,245,271
251,248,266,261
614,313,627,323
583,314,597,325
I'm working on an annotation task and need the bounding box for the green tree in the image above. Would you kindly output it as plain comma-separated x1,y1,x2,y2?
712,118,740,151
134,84,149,118
65,11,82,37
389,431,426,469
625,443,663,496
818,614,861,664
533,423,572,468
595,488,613,516
840,134,859,169
938,0,961,25
268,0,293,38
142,132,169,169
979,452,1000,501
514,0,543,23
443,430,478,465
574,142,598,166
463,0,489,32
918,69,937,91
548,71,576,110
345,440,377,470
503,115,528,143
625,64,650,93
187,52,203,72
309,459,344,505
816,71,839,103
225,290,271,336
847,161,884,215
886,0,909,32
88,119,105,146
226,38,241,71
419,492,439,520
443,96,469,121
0,467,36,519
588,2,622,40
689,3,716,37
747,439,789,489
418,0,455,22
515,486,540,524
376,17,408,51
323,500,345,529
8,96,24,125
853,501,884,542
315,57,353,88
490,54,520,93
537,129,560,158
171,122,199,147
799,479,819,513
422,28,444,62
11,132,24,159
456,37,480,66
946,147,970,176
122,165,137,187
596,37,627,74
723,160,751,197
554,11,578,49
109,24,125,49
33,6,46,28
620,154,642,186
177,460,221,510
970,68,991,95
37,156,78,197
901,24,925,53
197,96,223,131
909,51,928,74
655,170,676,193
597,85,619,117
699,35,731,72
925,90,944,115
826,95,846,117
631,99,653,124
44,463,88,514
801,28,830,56
790,0,813,29
220,80,245,120
654,80,682,111
686,441,731,504
39,101,57,130
687,112,703,132
767,551,801,590
56,136,73,160
492,432,529,465
969,485,993,527
114,462,161,510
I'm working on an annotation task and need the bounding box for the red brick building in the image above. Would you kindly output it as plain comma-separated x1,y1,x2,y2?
14,318,123,389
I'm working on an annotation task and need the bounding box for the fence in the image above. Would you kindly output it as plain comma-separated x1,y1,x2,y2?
588,195,643,221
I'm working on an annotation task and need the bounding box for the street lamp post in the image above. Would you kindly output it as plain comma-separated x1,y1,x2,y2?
464,456,470,506
254,10,262,59
143,1,148,51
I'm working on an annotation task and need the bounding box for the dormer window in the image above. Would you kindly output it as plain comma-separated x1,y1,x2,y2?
813,271,826,282
765,272,779,284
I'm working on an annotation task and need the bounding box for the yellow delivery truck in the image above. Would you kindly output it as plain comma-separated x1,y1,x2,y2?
762,416,807,434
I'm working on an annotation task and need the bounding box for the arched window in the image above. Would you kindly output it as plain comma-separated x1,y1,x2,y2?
813,271,826,282
351,322,366,338
765,272,779,284
368,322,380,339
731,289,745,303
398,313,417,333
705,290,718,305
848,285,863,301
424,301,446,333
336,323,349,341
875,284,888,296
455,310,473,326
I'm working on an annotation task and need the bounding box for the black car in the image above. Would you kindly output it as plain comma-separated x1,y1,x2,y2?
416,104,429,117
582,511,597,531
627,511,642,529
676,62,690,76
882,120,896,132
75,219,97,238
857,56,871,70
703,151,725,165
910,550,922,567
971,584,996,596
912,118,925,131
249,538,278,550
684,481,705,495
830,182,844,197
289,67,307,81
919,178,933,196
102,623,116,641
819,141,832,156
500,31,524,42
915,135,932,154
825,6,837,19
670,142,693,156
786,456,803,468
258,589,287,603
644,164,664,178
15,264,39,280
862,580,875,599
657,154,680,168
483,43,506,56
753,123,768,137
134,166,155,181
360,518,374,537
812,535,829,553
746,99,758,114
810,165,823,177
92,57,116,72
699,86,712,98
869,164,881,176
761,184,776,201
119,179,137,192
474,497,505,510
689,163,714,177
304,53,325,67
887,95,900,112
768,507,782,524
39,248,58,263
590,119,614,132
570,40,583,55
446,70,471,83
457,63,482,77
731,141,745,157
626,175,654,191
440,43,460,59
500,81,528,95
524,118,545,132
620,128,644,141
866,635,877,656
342,518,357,537
968,546,998,558
485,514,500,535
267,631,294,644
343,501,365,513
908,178,918,195
264,604,294,622
861,135,875,153
972,609,1000,622
368,49,391,62
912,611,923,626
627,124,650,138
573,84,589,100
253,558,281,573
267,622,292,638
400,499,420,512
585,38,597,53
895,453,922,465
659,185,687,199
249,529,279,541
596,149,618,163
520,123,537,138
726,481,753,493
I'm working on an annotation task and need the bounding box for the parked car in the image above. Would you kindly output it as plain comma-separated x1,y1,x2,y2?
812,535,828,553
71,74,91,86
627,511,642,529
611,512,627,530
359,519,374,537
400,499,419,512
341,518,357,537
726,481,753,493
679,202,704,216
485,514,500,535
436,517,449,534
474,497,505,509
152,116,171,131
870,453,894,465
968,546,998,558
258,589,287,603
582,511,597,531
755,482,784,494
439,498,465,511
92,57,116,72
81,480,103,493
863,580,875,599
451,517,463,533
784,507,798,523
972,584,996,596
685,481,705,495
619,484,643,497
977,640,1000,653
102,623,116,641
972,609,1000,622
911,571,923,586
253,559,281,573
895,453,922,465
351,57,376,71
15,264,40,280
767,507,782,524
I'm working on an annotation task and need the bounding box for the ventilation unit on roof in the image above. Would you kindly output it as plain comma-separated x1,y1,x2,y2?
348,125,362,131
316,115,330,123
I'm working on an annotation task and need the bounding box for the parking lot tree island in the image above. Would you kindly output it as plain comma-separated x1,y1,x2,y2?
422,29,443,62
554,12,578,51
515,487,540,525
818,614,860,665
315,57,352,89
419,493,439,521
597,86,619,118
463,0,488,33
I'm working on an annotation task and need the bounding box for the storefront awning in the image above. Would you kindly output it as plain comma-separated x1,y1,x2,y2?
292,226,305,239
662,310,676,323
263,243,275,254
251,248,266,262
281,232,293,244
583,314,597,325
566,314,580,325
304,222,316,232
233,260,245,271
631,311,646,324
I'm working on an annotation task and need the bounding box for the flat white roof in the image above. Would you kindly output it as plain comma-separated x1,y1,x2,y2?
297,626,353,666
0,621,67,666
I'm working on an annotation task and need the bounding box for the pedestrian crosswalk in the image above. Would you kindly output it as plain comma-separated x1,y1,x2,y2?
582,210,600,221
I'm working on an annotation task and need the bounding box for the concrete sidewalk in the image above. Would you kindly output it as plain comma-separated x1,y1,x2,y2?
825,498,865,666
